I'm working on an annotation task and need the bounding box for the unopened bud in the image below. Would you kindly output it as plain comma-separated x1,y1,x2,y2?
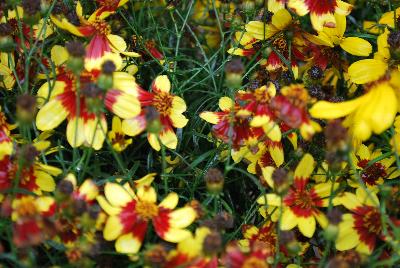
205,168,224,194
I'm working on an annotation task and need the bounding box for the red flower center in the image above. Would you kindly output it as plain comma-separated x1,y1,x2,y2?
305,0,337,15
353,206,382,250
152,92,173,116
135,200,159,220
90,18,111,36
357,160,387,186
284,180,322,217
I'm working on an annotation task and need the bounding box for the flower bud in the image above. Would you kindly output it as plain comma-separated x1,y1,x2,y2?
271,168,290,195
205,168,224,194
16,94,37,123
145,106,162,134
66,41,85,75
225,58,244,88
242,1,255,14
203,231,222,255
324,208,342,241
144,245,167,268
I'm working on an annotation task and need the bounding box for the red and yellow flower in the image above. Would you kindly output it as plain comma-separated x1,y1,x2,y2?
257,154,338,237
121,75,188,151
97,173,197,254
348,144,400,190
335,188,398,254
36,52,140,150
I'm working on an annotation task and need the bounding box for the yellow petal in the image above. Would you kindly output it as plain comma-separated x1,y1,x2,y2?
79,179,98,200
137,186,157,203
163,228,192,243
172,96,187,113
294,153,314,179
369,84,397,134
336,214,359,251
287,0,309,16
67,117,85,148
153,75,171,93
219,96,234,111
340,37,372,56
257,193,281,206
84,118,107,150
115,233,142,254
348,59,388,84
199,112,220,124
148,133,161,151
122,116,146,137
35,196,55,213
298,216,316,237
272,9,292,30
104,183,133,207
168,207,196,228
34,170,56,192
51,45,68,66
107,90,141,119
336,192,362,211
36,99,69,131
160,129,178,150
245,21,277,40
103,216,123,241
159,192,179,209
134,173,157,188
170,113,188,129
280,208,298,230
310,95,366,119
97,196,121,216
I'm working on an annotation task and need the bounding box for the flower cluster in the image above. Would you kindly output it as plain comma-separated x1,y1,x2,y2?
0,0,399,267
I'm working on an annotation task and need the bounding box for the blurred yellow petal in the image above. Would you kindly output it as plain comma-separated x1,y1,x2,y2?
67,117,85,148
294,153,314,179
153,75,171,93
36,99,68,130
137,186,157,203
340,37,372,56
168,207,196,228
348,59,387,84
115,233,142,254
200,112,220,124
103,216,123,241
160,129,178,150
104,182,133,207
159,192,178,209
298,216,316,237
281,208,298,230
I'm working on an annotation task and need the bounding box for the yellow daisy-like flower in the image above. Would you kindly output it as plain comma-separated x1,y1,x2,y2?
108,116,132,152
310,74,400,142
97,174,197,254
304,14,372,57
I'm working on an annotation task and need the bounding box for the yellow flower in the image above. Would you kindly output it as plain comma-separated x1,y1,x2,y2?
310,76,399,142
304,14,372,57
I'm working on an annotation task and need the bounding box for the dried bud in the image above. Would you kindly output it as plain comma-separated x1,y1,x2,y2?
73,199,87,216
16,94,37,123
17,144,39,168
57,180,74,195
214,211,234,230
0,23,13,37
66,41,86,58
205,168,224,194
101,60,116,75
203,231,222,255
144,245,168,268
327,208,342,225
22,0,41,25
271,168,290,194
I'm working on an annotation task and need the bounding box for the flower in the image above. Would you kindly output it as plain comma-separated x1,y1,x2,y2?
121,75,188,151
348,144,400,190
304,14,372,57
287,0,353,31
335,188,397,254
97,174,197,254
51,1,139,70
309,74,400,142
257,154,338,237
108,116,132,152
36,48,141,150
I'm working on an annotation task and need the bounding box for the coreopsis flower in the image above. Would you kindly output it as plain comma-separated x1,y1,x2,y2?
309,72,400,142
335,188,398,254
200,96,250,148
11,195,56,247
92,0,129,18
121,75,188,151
36,52,140,150
304,14,372,57
271,84,320,139
239,222,277,254
51,1,139,70
97,174,197,254
242,9,305,78
165,227,218,268
348,144,400,190
236,83,281,141
108,116,132,152
0,142,61,196
257,154,338,237
0,53,15,90
287,0,353,31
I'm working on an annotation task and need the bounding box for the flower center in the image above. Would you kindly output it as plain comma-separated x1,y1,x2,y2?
99,0,120,8
152,92,173,116
254,87,273,103
305,0,337,15
357,160,387,186
14,197,38,218
273,36,288,54
90,18,111,36
135,201,158,220
354,206,382,239
284,183,321,217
